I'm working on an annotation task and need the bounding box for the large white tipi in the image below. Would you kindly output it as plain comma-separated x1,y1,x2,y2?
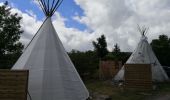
114,27,169,82
12,0,89,100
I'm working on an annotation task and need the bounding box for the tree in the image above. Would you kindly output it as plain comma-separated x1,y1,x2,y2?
151,34,170,66
69,50,98,79
0,2,24,68
113,43,120,54
112,43,121,60
92,34,108,59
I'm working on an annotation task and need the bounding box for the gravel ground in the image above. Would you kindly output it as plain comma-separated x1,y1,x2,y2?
146,93,170,100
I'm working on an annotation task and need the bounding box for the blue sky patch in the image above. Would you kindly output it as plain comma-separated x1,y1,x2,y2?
1,0,87,31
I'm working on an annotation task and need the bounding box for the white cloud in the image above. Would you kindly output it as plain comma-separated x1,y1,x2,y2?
0,2,3,6
52,13,95,51
25,10,37,18
10,8,42,47
5,4,94,51
74,0,170,51
2,0,170,52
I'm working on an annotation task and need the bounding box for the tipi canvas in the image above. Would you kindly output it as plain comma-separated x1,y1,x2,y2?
12,0,89,100
114,27,169,82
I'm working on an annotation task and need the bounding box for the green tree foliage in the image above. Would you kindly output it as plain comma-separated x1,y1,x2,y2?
151,34,170,66
0,2,23,68
119,52,131,64
106,43,131,64
68,49,131,79
92,34,108,59
68,50,99,79
113,43,120,53
112,43,121,60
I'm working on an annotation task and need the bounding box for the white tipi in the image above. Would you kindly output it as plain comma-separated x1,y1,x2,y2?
12,0,89,100
114,26,169,82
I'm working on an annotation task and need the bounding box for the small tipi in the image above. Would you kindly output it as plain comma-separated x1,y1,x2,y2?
114,26,169,82
12,0,89,100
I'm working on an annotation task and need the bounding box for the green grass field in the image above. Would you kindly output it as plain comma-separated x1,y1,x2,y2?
85,80,170,100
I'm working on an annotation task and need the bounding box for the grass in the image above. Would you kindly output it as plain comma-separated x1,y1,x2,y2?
85,80,170,100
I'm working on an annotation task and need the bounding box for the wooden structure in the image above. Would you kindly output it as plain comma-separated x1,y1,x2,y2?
0,70,29,100
99,60,122,79
124,64,152,90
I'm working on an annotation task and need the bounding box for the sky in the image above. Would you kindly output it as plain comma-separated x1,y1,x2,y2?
1,0,170,52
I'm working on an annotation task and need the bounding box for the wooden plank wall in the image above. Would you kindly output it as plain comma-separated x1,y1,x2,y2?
99,60,122,79
124,64,152,90
0,70,29,100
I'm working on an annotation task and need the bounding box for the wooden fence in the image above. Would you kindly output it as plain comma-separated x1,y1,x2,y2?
99,60,122,79
124,64,152,90
0,70,29,100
